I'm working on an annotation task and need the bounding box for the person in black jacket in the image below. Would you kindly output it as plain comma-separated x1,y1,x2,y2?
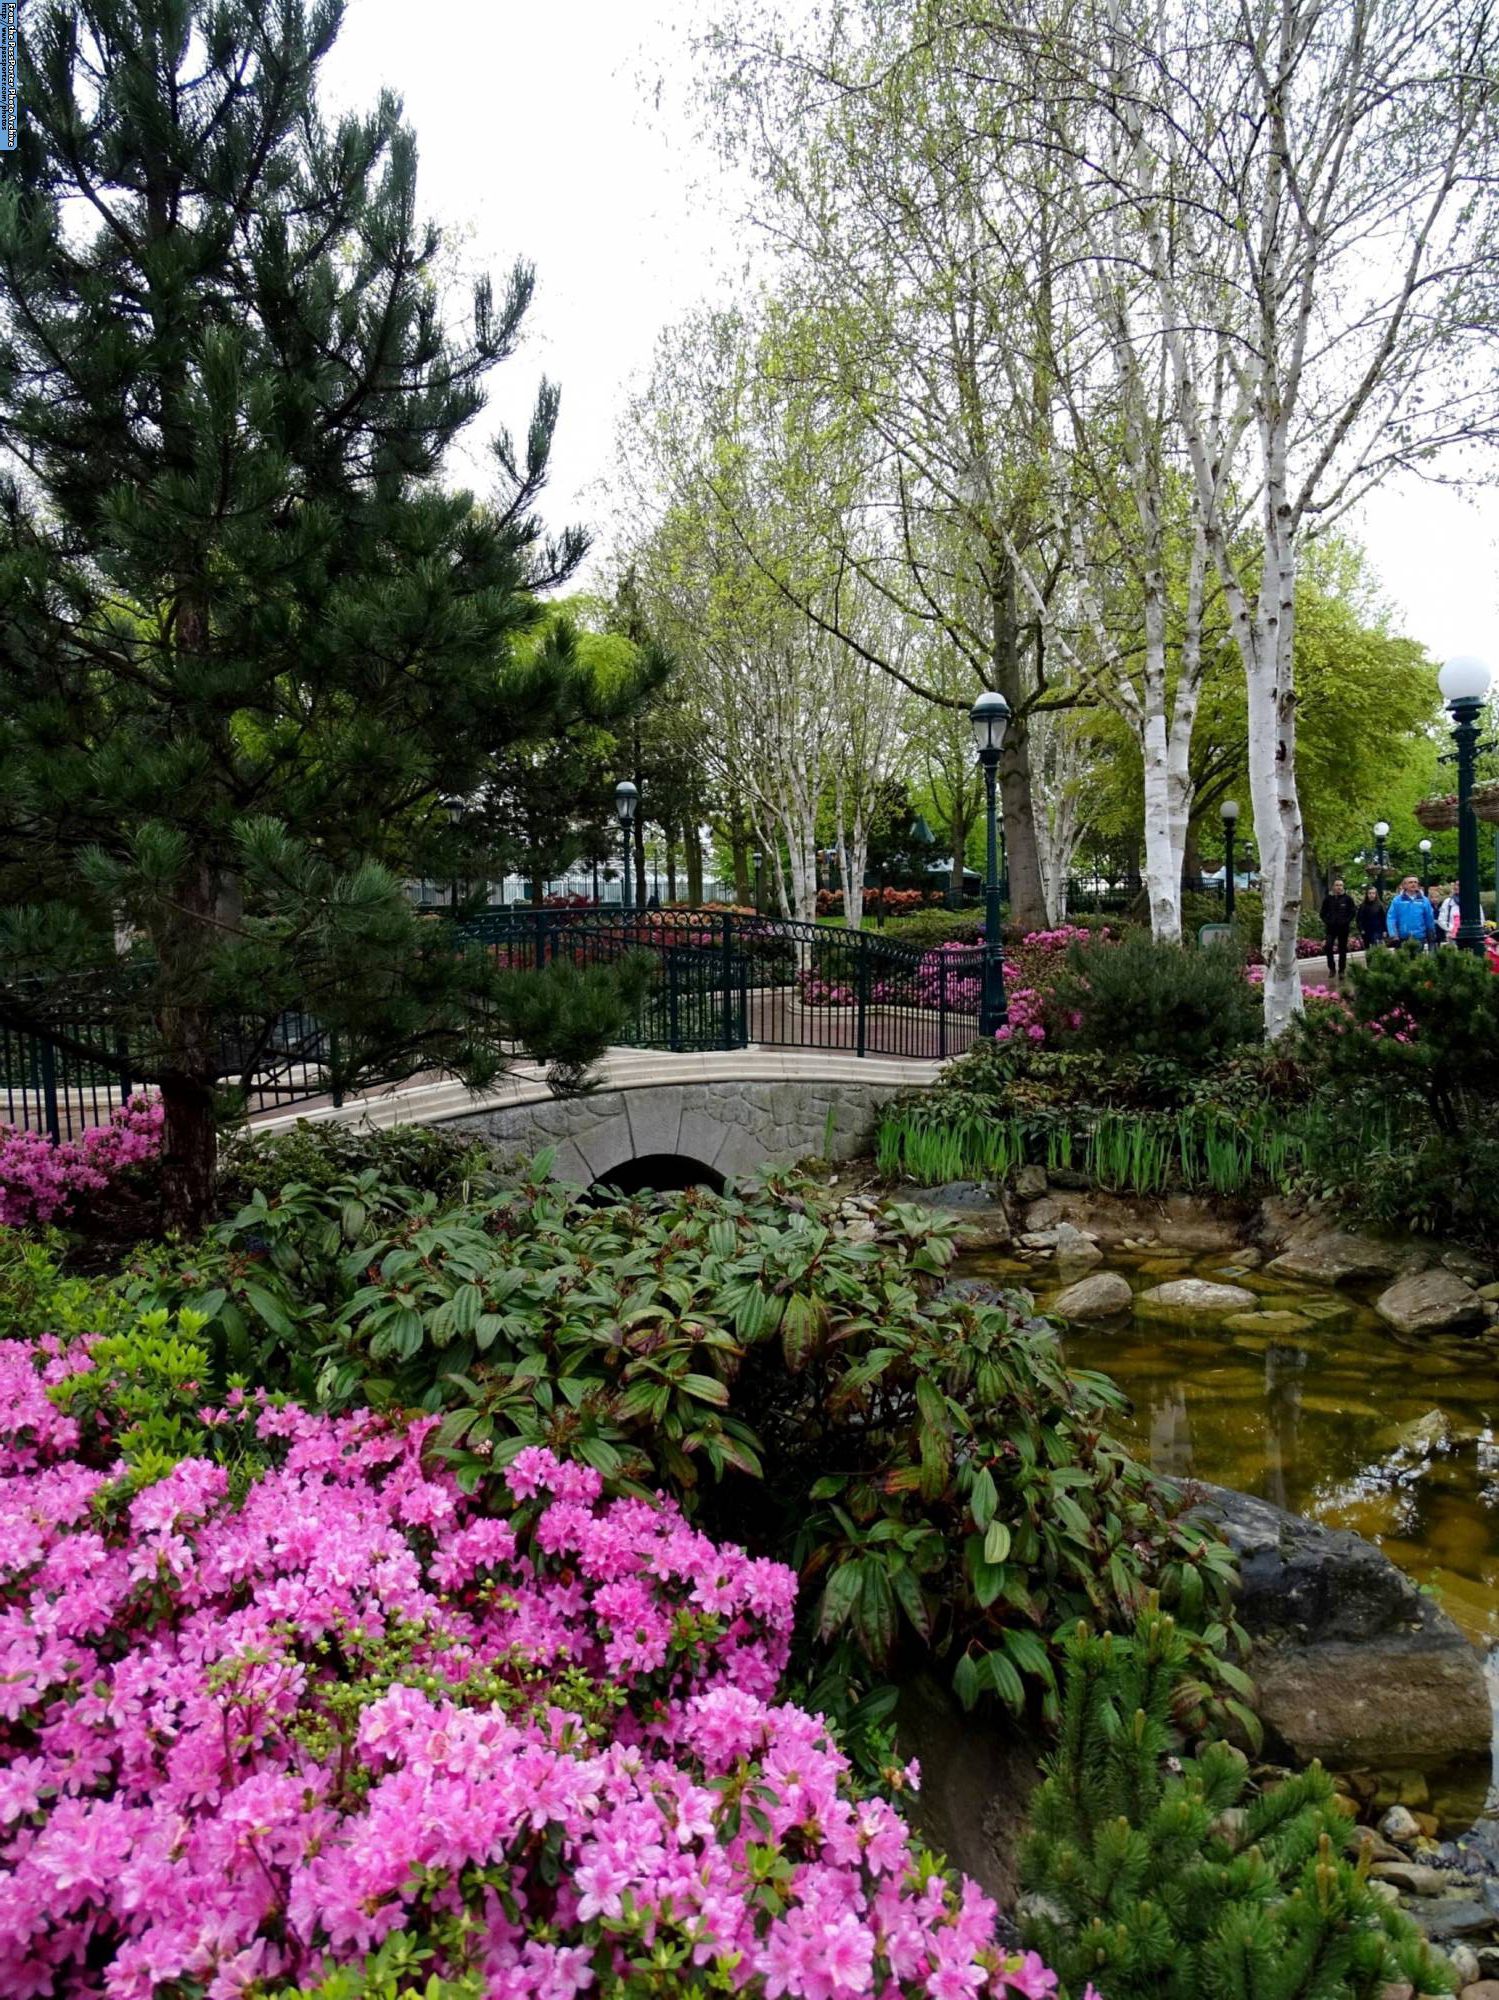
1356,884,1387,954
1320,878,1357,977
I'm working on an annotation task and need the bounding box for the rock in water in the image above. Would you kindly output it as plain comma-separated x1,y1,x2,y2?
1187,1487,1491,1779
1375,1268,1486,1336
903,1182,1012,1249
1051,1271,1134,1322
1224,1309,1315,1336
1136,1278,1259,1317
1265,1227,1427,1285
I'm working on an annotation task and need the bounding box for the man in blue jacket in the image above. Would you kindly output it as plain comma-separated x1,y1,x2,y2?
1386,876,1438,947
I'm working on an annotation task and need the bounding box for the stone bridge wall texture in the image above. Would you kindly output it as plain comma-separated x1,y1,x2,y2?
444,1080,890,1185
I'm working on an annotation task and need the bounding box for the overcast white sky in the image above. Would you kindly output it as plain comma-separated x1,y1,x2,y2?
322,0,1499,664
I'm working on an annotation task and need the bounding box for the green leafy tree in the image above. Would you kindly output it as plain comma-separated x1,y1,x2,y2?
0,0,637,1226
1021,1611,1451,2000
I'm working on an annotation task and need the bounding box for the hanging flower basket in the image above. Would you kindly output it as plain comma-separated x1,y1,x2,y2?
1415,794,1460,831
1471,780,1499,826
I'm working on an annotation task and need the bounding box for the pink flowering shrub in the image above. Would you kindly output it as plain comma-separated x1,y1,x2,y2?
0,1338,1057,2000
798,944,983,1014
0,1098,163,1230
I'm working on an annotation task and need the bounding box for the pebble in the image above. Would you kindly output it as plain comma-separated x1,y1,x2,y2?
1449,1946,1482,1986
1403,1898,1493,1941
1349,1826,1406,1864
1372,1862,1469,1897
1459,1985,1499,2000
1382,1806,1423,1844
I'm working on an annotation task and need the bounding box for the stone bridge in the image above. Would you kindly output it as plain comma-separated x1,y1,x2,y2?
254,1049,942,1186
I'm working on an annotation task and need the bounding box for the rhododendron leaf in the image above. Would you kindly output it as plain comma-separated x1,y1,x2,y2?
474,1313,505,1350
953,1649,982,1710
449,1284,482,1337
779,1292,824,1373
853,1558,896,1663
682,1372,729,1407
1001,1627,1054,1684
984,1519,1012,1565
890,1560,932,1641
242,1282,295,1341
576,1435,622,1476
818,1560,860,1639
809,1474,845,1499
971,1465,999,1529
984,1648,1026,1711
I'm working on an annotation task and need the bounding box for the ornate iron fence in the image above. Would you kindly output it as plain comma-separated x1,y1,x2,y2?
452,909,985,1063
1,911,984,1138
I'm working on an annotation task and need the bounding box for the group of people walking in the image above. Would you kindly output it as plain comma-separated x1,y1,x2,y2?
1319,877,1462,977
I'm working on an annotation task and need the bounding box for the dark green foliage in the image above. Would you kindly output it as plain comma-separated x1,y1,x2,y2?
487,952,658,1092
878,908,984,949
1052,932,1263,1066
125,1168,1244,1726
216,1121,494,1216
1022,1611,1452,2000
0,0,655,1229
1295,949,1499,1251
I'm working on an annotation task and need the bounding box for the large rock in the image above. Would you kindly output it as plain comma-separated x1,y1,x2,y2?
894,1672,1039,1907
1376,1268,1486,1337
905,1182,1012,1248
1136,1278,1259,1317
1266,1228,1428,1286
1186,1486,1491,1776
1052,1271,1134,1322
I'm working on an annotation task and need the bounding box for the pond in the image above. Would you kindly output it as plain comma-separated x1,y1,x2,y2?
963,1244,1499,1662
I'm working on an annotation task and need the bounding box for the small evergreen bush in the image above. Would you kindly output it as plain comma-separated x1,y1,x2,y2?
1021,1611,1451,2000
1052,930,1262,1066
216,1118,492,1213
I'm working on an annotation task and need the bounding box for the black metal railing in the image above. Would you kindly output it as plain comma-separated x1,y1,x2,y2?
452,909,985,1064
2,909,984,1138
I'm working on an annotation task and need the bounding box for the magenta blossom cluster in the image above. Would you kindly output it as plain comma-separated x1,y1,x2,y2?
0,1098,164,1230
0,1340,1067,2000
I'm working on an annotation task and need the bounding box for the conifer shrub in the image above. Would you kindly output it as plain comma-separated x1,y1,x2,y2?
1050,930,1262,1066
1020,1611,1451,2000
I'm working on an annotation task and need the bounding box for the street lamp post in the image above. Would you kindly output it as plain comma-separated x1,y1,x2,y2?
1439,655,1494,955
614,782,638,913
970,690,1011,1037
1221,800,1240,922
1418,837,1432,891
753,848,764,916
445,798,463,912
1373,820,1390,894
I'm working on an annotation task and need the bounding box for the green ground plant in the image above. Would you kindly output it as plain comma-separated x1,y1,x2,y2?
1022,1610,1450,2000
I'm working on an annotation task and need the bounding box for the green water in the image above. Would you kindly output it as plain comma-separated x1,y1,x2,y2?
964,1247,1499,1657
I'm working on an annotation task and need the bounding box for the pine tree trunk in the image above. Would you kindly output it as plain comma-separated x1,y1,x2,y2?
158,1065,219,1236
686,832,704,907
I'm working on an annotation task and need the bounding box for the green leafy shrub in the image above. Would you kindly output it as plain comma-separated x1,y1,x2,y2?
1021,1610,1451,2000
130,1167,1244,1726
1294,948,1499,1249
0,1229,127,1341
1051,930,1262,1066
880,907,984,949
217,1119,493,1214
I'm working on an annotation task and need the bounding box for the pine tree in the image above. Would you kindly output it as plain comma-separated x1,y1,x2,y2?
0,0,647,1226
1021,1610,1452,2000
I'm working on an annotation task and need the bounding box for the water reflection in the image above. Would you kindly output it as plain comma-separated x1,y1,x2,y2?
972,1249,1499,1656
